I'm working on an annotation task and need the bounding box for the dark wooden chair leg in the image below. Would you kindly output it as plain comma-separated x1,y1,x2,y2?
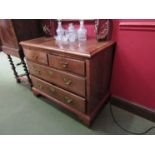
7,54,21,83
21,58,32,87
16,61,22,66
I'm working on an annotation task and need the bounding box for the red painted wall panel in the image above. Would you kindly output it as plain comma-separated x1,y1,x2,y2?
111,19,155,110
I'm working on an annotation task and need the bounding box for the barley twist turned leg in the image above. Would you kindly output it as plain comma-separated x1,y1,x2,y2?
21,58,32,87
7,54,21,83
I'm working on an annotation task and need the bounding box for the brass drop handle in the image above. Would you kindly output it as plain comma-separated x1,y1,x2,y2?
33,55,38,59
34,69,41,74
48,70,53,76
50,87,56,93
60,62,69,68
38,84,42,89
64,96,73,104
63,77,72,85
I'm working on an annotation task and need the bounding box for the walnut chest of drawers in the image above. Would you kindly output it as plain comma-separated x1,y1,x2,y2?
20,37,115,126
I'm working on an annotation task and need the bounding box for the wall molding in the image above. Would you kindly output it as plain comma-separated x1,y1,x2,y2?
111,95,155,123
119,22,155,31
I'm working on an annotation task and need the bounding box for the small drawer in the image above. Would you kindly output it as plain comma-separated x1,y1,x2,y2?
48,55,85,76
23,48,48,65
31,76,86,113
27,61,86,97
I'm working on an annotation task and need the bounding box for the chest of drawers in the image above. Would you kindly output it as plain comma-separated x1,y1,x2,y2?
20,37,115,126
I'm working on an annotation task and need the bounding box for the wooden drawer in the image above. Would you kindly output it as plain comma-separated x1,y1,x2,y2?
31,76,86,113
24,48,48,65
48,55,85,76
27,61,86,97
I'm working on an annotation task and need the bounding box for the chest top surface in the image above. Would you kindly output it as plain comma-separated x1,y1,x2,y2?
20,37,115,58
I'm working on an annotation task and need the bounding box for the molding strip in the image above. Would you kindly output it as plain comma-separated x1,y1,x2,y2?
119,22,155,31
111,95,155,123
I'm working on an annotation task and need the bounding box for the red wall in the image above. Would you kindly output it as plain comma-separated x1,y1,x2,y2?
111,19,155,110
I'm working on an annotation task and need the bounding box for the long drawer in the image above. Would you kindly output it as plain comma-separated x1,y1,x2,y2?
48,54,85,76
27,61,86,97
31,76,86,113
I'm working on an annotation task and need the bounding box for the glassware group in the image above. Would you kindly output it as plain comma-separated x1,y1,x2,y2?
55,20,87,42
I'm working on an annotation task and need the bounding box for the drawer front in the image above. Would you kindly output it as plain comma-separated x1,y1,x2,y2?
48,55,85,76
31,76,86,113
24,48,48,65
28,61,86,97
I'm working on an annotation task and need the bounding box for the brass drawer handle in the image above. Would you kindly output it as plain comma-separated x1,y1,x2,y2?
33,55,38,59
60,62,69,68
48,70,53,76
38,84,42,89
64,96,73,104
34,69,41,74
63,77,72,85
50,87,56,93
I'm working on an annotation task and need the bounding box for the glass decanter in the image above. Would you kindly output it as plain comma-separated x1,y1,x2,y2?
77,20,87,41
56,20,65,41
68,23,77,42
